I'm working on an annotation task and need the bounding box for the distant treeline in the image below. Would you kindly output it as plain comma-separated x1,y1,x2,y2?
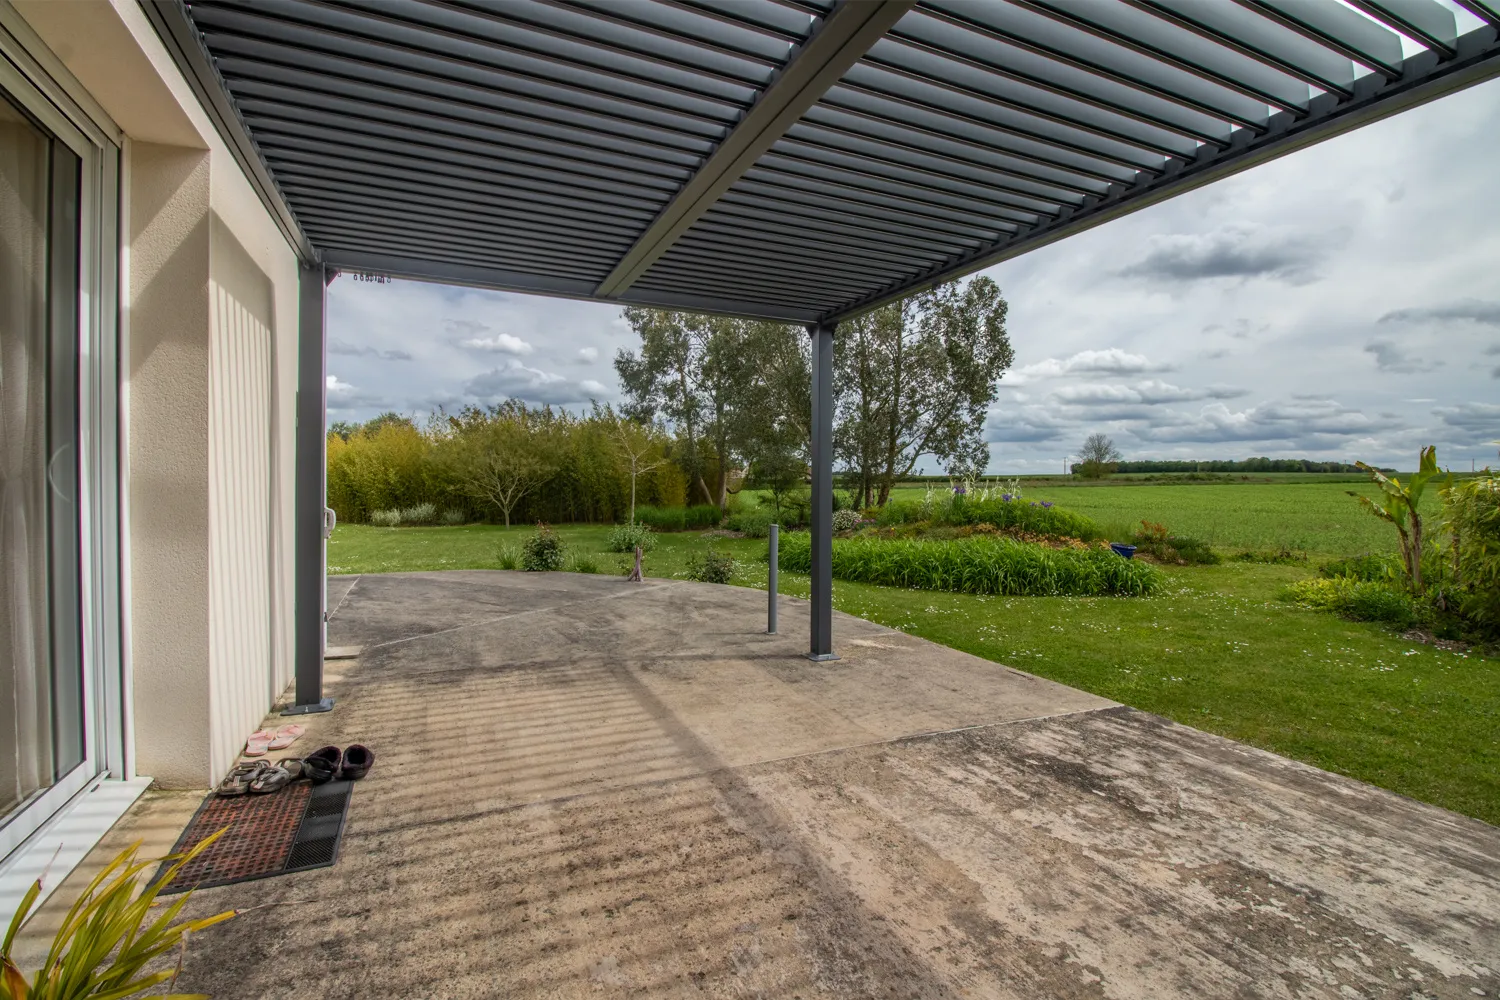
1071,458,1379,474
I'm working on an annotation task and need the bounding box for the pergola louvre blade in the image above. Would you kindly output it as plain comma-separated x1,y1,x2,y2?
593,0,917,297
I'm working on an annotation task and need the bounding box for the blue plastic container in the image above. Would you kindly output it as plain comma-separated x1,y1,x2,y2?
1109,542,1137,559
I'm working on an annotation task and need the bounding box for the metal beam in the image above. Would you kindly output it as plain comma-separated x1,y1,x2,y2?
825,25,1500,323
320,249,823,323
140,0,316,262
807,321,838,661
285,264,333,715
595,0,916,297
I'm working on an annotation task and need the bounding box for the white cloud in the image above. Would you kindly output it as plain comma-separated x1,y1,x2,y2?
1008,348,1175,384
460,333,534,355
1052,380,1247,406
464,361,606,405
577,347,600,363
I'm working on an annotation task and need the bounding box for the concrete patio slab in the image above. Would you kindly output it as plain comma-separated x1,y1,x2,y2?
36,571,1497,999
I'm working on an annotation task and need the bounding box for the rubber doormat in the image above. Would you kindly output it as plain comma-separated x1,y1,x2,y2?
154,780,354,893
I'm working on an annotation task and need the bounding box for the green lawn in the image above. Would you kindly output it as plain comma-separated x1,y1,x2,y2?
329,520,1498,826
886,481,1444,555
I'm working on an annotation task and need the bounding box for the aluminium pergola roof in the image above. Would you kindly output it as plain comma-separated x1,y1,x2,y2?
147,0,1500,325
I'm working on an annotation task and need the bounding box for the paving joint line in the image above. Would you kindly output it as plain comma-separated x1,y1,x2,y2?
362,582,675,650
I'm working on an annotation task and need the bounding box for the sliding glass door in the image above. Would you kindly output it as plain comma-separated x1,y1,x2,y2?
0,85,87,844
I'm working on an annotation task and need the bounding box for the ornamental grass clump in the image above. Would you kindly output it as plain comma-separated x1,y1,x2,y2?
1,830,236,1000
1281,576,1419,628
774,533,1159,597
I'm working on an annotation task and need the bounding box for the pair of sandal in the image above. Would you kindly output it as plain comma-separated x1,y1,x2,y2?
218,759,297,796
245,724,304,756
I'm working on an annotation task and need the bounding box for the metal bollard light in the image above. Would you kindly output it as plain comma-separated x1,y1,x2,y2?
767,523,779,634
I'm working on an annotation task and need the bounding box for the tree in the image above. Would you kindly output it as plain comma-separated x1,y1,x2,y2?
448,403,554,527
613,417,667,525
617,311,808,512
836,276,1013,505
1076,433,1122,479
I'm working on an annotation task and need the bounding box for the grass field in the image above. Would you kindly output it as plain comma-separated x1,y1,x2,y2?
885,481,1444,555
329,518,1499,825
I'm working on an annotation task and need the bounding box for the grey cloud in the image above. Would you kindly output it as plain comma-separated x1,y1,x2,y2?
1434,402,1500,434
1118,226,1333,284
463,362,607,406
576,347,600,364
985,407,1071,443
1378,299,1500,326
1136,399,1397,445
329,339,412,361
1365,340,1441,373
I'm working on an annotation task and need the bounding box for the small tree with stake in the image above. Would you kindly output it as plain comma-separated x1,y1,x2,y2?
614,417,666,525
1076,433,1122,479
1351,445,1446,594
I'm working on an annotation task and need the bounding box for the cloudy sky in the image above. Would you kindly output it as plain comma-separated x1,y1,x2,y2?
325,77,1500,474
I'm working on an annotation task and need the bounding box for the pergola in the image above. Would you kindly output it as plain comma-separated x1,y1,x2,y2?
144,0,1500,710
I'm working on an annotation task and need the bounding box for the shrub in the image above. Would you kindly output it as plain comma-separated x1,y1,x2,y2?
1281,577,1418,627
400,502,437,525
1132,520,1221,565
521,524,565,572
1443,474,1500,637
688,549,736,585
726,505,775,538
774,533,1160,597
1319,553,1396,582
634,505,686,531
832,508,860,532
440,509,468,525
686,504,723,529
875,494,1103,541
496,543,521,571
369,509,402,527
606,521,656,553
567,552,601,574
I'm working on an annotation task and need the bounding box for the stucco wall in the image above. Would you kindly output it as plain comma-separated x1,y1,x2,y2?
16,0,303,788
125,142,212,787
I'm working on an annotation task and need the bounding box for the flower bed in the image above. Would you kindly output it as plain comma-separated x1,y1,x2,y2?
774,532,1160,597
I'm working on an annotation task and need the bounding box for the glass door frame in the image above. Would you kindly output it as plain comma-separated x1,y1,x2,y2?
0,16,123,862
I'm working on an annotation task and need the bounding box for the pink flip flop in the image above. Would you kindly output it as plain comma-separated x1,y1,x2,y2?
244,729,275,756
268,724,305,751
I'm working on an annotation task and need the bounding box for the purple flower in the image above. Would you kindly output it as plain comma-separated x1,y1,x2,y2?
1030,501,1038,506
1001,494,1013,502
1041,501,1054,509
953,485,966,494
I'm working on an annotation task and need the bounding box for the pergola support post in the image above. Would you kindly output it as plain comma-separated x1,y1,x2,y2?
283,262,335,715
807,321,838,661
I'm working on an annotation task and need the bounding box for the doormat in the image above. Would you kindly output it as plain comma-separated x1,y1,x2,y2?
154,779,354,893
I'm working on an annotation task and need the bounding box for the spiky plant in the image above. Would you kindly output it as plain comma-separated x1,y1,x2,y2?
1,830,236,1000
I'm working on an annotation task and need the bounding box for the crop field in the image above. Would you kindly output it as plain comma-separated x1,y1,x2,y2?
886,481,1443,555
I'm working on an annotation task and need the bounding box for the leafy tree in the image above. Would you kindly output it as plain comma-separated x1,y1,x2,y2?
1076,433,1122,479
447,403,555,527
836,277,1013,505
617,311,808,512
